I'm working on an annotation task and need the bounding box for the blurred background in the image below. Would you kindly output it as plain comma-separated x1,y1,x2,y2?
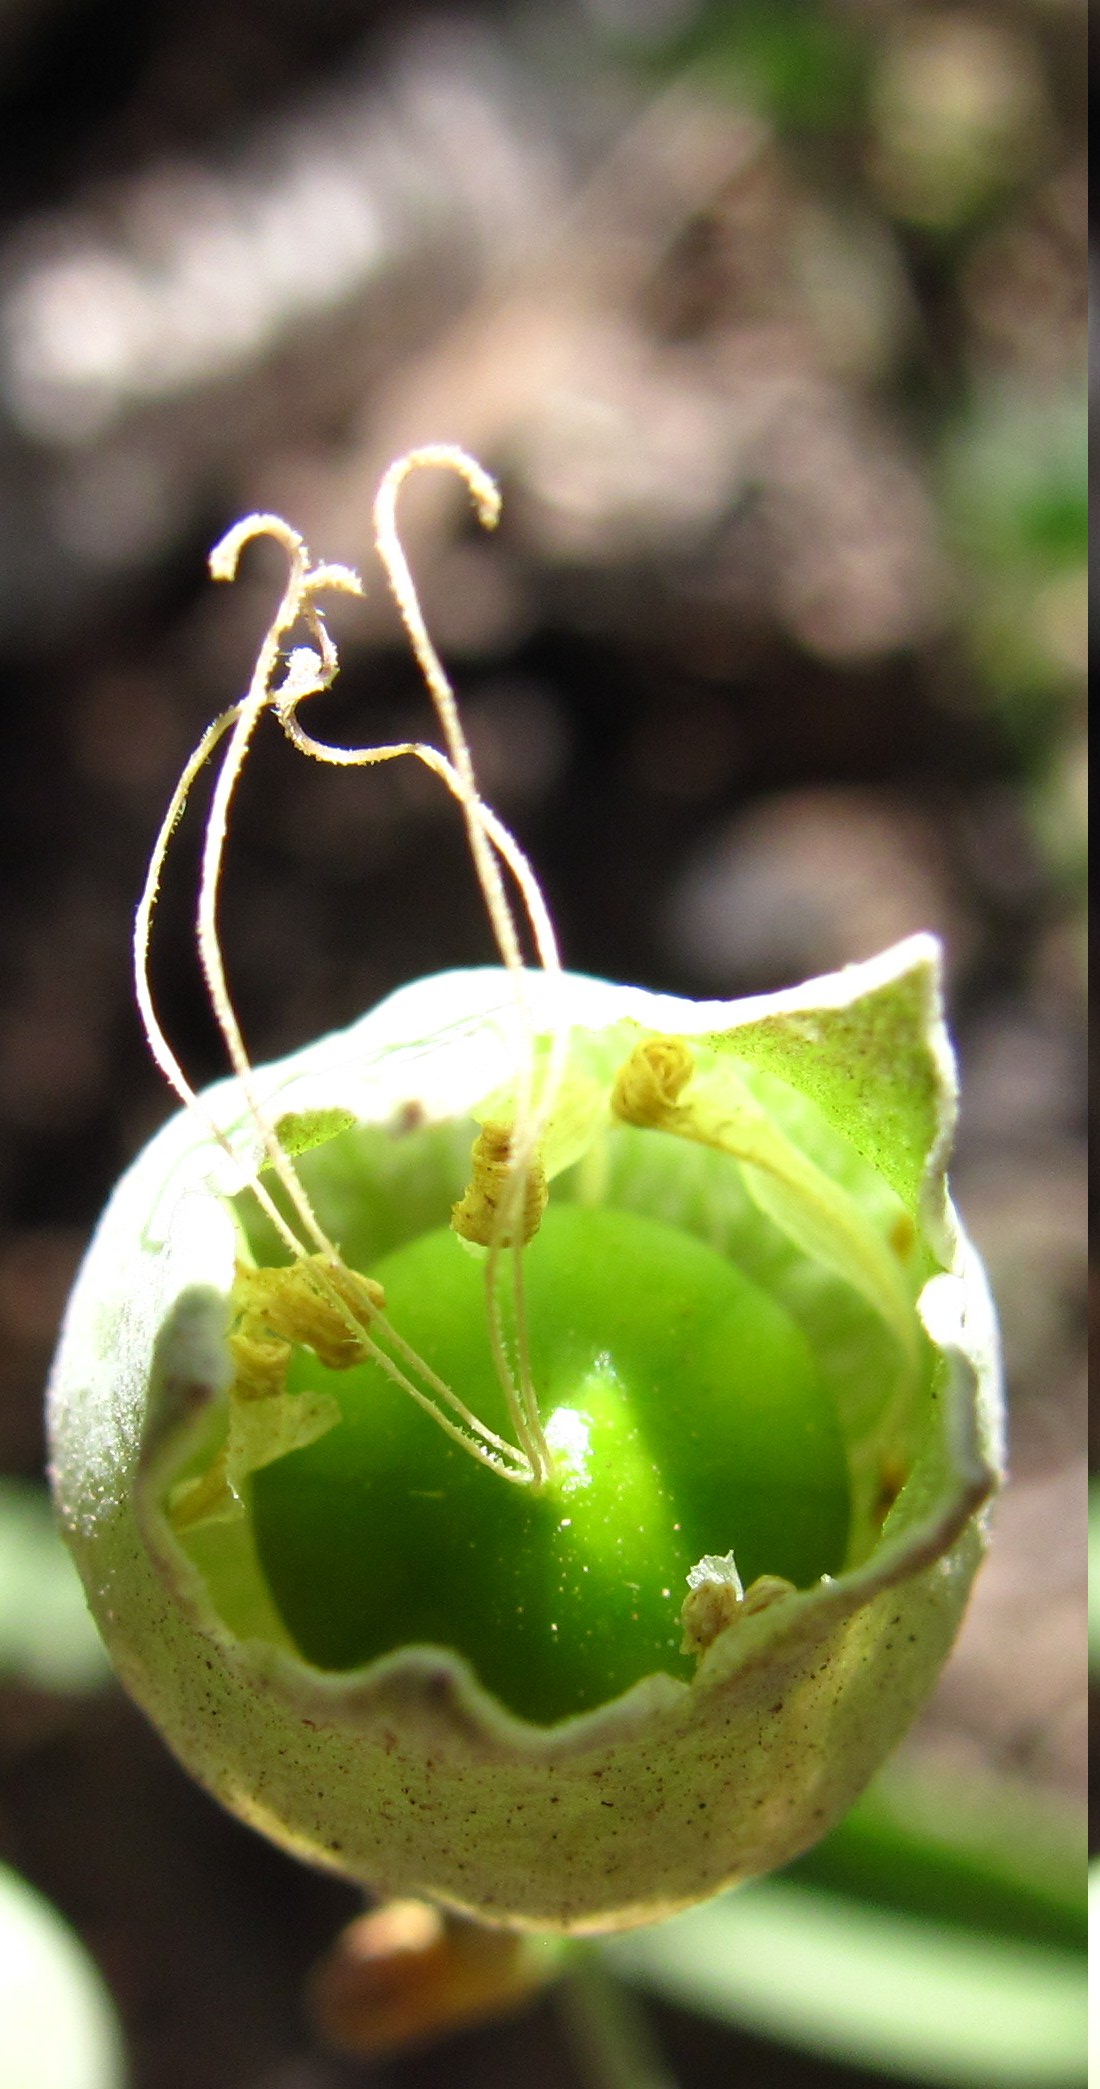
0,2,1087,2085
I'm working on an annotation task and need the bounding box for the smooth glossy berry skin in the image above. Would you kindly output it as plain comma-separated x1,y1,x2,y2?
250,1204,851,1723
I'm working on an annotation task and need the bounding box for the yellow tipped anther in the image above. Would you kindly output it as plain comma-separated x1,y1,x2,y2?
235,1258,383,1371
228,1326,292,1404
679,1552,743,1657
612,1036,694,1129
451,1124,548,1248
741,1574,797,1616
680,1555,797,1656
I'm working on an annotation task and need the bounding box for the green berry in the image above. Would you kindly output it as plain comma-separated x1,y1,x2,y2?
250,1204,850,1723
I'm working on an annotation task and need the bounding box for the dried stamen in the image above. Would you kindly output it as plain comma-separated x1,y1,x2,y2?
138,450,570,1488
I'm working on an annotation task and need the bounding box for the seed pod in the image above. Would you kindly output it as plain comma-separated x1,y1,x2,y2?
47,942,1001,1934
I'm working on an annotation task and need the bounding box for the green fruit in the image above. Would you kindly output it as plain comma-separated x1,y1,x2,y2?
250,1203,850,1723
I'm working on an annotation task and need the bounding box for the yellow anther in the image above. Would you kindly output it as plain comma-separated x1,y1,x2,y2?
228,1326,292,1403
611,1036,694,1129
679,1574,742,1657
679,1559,796,1656
234,1256,383,1370
741,1574,797,1617
451,1123,548,1248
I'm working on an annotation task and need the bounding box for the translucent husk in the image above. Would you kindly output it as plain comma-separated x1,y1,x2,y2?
47,944,1002,1933
47,448,1001,1931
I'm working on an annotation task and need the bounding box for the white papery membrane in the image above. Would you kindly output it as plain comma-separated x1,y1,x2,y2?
48,944,1001,1932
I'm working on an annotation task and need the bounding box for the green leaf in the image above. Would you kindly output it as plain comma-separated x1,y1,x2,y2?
788,1761,1086,1953
0,1863,127,2089
603,1877,1085,2088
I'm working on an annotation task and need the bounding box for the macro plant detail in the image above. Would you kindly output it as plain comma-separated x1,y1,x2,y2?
47,448,1002,1935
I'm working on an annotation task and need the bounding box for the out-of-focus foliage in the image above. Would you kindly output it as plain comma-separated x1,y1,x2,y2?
643,0,872,134
939,385,1087,732
789,1758,1085,1954
0,1479,110,1692
0,1861,127,2089
605,1872,1083,2088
